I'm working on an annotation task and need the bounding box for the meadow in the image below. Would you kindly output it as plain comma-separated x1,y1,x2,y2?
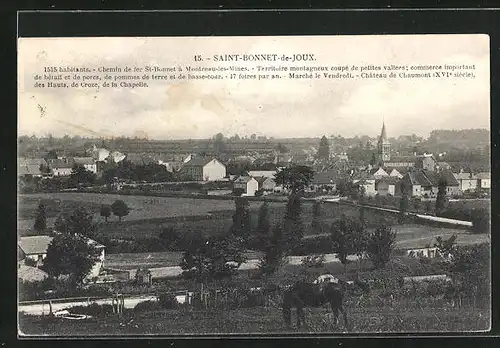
19,299,490,335
18,193,486,253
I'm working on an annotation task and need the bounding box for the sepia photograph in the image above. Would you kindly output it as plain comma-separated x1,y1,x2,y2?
17,34,491,336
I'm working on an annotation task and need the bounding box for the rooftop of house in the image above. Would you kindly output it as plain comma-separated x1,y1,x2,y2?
125,153,157,165
454,172,479,180
47,158,74,169
73,157,95,165
233,175,256,184
184,157,221,167
247,170,277,178
18,264,49,283
18,164,43,176
405,169,459,187
476,172,491,179
254,176,275,185
18,157,47,166
18,235,105,256
376,176,400,185
385,155,418,163
370,167,389,176
18,235,53,255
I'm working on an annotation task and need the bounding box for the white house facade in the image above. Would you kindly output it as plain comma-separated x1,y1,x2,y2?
203,159,227,181
233,176,259,196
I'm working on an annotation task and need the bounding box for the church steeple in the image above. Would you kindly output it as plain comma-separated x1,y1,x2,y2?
377,118,391,162
380,121,387,142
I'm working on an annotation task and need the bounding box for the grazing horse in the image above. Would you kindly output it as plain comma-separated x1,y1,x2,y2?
282,275,348,329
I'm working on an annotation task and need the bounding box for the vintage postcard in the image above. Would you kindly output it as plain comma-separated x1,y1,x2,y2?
17,34,491,336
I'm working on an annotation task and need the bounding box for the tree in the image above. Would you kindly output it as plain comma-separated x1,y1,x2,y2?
359,204,366,225
46,149,58,159
311,201,323,234
366,223,397,269
275,143,289,153
330,215,366,273
43,233,100,287
255,202,271,250
369,153,377,166
435,178,448,216
470,208,490,234
449,243,490,308
111,200,129,222
70,164,96,186
283,193,304,251
180,234,246,284
317,135,330,160
100,204,112,222
213,133,227,157
274,165,315,194
258,223,288,276
158,227,182,251
230,197,252,243
65,207,98,240
54,214,67,234
33,203,47,234
399,181,409,223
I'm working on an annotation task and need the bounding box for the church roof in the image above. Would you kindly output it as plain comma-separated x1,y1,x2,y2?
379,122,388,143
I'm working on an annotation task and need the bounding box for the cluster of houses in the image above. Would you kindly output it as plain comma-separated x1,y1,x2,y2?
18,123,490,199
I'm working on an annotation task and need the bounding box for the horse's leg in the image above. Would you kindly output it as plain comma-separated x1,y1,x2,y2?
329,300,338,325
283,306,292,328
299,305,306,328
339,305,348,329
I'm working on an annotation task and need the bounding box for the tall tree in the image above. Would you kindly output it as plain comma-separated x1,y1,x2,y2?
70,164,96,186
231,197,252,243
43,232,100,287
317,135,330,160
283,193,304,251
369,153,377,166
255,202,271,250
213,133,227,157
366,223,397,269
100,204,112,222
274,165,315,194
34,203,47,234
46,149,58,159
435,178,448,216
331,215,365,273
111,200,129,222
311,201,323,234
399,181,409,223
54,213,67,234
65,207,97,240
258,223,287,276
180,234,246,284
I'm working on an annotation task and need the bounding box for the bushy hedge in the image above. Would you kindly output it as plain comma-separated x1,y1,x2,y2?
134,300,161,312
291,235,334,255
158,292,178,309
66,303,115,317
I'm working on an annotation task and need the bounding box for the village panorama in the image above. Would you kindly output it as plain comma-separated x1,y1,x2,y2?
17,125,491,335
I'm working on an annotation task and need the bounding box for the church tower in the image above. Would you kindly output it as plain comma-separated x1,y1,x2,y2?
377,120,391,162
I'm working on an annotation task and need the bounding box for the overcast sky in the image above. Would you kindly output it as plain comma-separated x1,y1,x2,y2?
18,35,490,140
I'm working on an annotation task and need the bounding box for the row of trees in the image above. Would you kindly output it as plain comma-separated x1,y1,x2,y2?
33,199,130,234
180,190,398,286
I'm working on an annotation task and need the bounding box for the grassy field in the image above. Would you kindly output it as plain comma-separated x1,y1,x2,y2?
19,301,490,335
106,250,264,270
18,193,487,253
